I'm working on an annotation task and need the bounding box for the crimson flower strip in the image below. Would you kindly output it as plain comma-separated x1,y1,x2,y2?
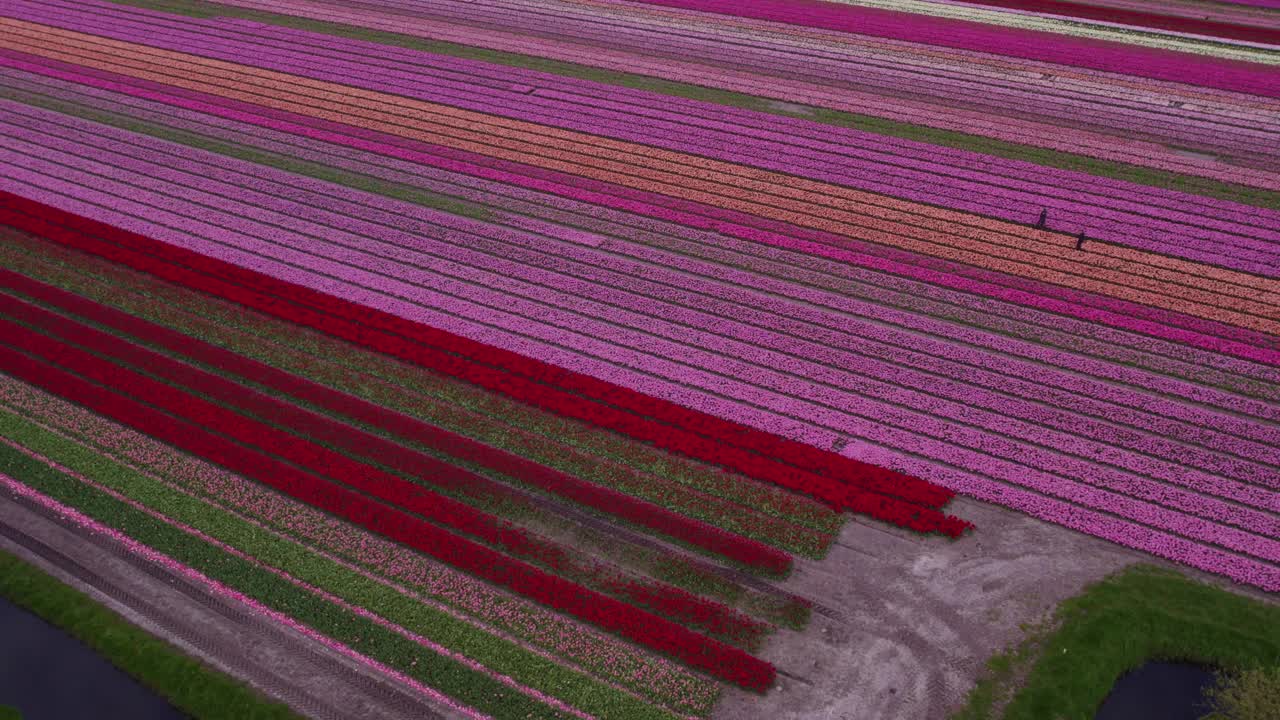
0,325,777,691
0,196,971,538
0,373,721,714
0,269,791,575
0,174,954,511
0,226,842,552
0,301,772,647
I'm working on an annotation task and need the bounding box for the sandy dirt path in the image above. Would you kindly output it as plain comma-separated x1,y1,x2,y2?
714,496,1276,720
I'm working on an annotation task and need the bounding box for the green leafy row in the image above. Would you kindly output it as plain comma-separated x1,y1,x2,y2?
0,410,685,720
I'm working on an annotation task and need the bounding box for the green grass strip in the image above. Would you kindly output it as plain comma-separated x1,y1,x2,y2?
0,235,843,547
953,564,1280,720
109,0,1280,211
0,88,491,222
0,706,20,720
0,412,683,720
0,549,301,720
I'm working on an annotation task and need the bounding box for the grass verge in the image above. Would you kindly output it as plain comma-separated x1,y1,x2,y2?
0,414,687,720
953,564,1280,720
0,549,300,720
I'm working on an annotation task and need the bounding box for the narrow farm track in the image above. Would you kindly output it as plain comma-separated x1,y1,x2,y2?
0,477,470,720
0,0,1276,717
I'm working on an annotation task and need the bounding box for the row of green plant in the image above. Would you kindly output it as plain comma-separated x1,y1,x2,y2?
0,414,687,720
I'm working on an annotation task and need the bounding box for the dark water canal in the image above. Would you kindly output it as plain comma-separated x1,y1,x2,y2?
0,596,185,719
1094,661,1218,720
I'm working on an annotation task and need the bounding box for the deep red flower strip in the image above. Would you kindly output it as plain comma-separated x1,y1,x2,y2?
0,301,771,643
0,319,777,691
0,269,791,574
0,196,969,536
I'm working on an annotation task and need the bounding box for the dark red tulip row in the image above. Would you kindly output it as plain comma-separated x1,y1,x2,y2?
0,194,969,537
0,298,770,646
0,268,791,575
0,317,777,691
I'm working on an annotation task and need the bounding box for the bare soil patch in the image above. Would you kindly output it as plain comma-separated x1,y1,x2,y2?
714,497,1155,720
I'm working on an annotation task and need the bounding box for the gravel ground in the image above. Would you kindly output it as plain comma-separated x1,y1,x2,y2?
712,496,1274,720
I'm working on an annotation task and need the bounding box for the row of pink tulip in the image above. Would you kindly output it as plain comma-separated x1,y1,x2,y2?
5,133,1274,570
9,49,1273,367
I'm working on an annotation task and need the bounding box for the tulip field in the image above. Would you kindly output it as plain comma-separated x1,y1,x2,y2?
0,0,1276,717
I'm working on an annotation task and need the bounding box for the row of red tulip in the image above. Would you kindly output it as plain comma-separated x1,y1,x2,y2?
0,267,792,575
0,291,772,645
0,313,777,691
0,194,967,537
